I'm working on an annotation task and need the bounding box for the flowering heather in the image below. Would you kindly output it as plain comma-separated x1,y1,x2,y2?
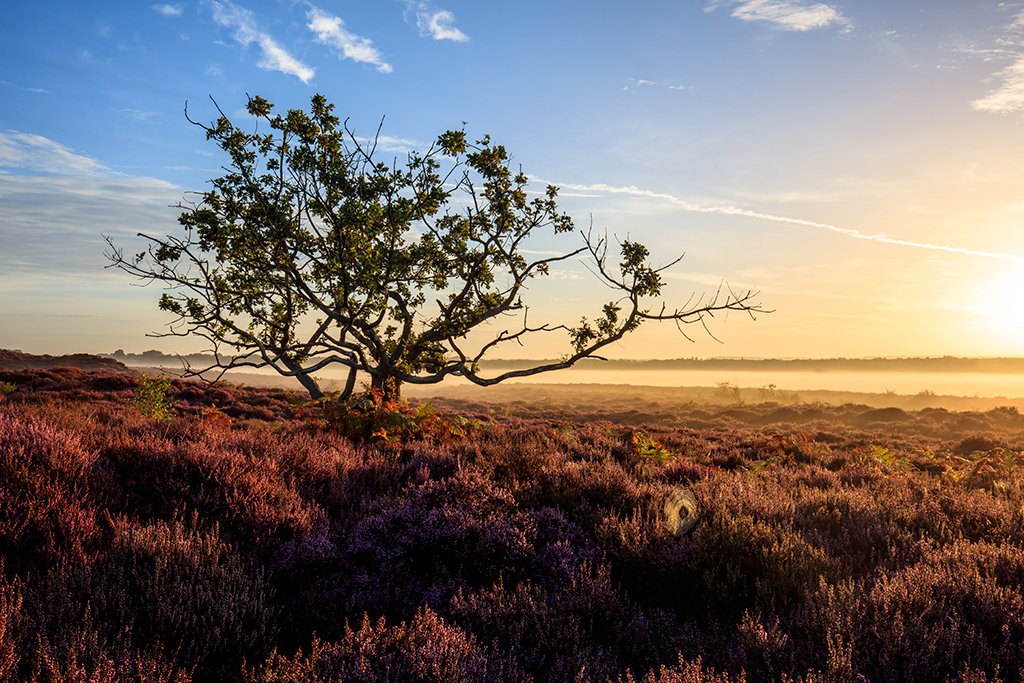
1,367,1024,681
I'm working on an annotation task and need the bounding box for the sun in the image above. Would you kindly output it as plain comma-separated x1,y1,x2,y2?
967,266,1024,346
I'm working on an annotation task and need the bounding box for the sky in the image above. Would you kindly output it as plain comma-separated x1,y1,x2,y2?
4,0,1024,361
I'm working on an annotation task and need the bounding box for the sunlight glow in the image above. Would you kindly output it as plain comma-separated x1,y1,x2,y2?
970,267,1024,339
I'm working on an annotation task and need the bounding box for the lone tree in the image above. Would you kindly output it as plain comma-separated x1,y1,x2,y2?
107,94,765,400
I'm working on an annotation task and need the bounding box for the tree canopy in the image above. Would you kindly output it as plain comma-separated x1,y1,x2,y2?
106,94,766,400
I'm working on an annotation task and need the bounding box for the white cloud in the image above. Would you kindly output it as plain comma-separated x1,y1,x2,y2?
2,81,52,93
973,57,1024,113
625,78,685,91
418,9,468,42
209,0,315,83
709,0,849,32
306,6,393,73
971,12,1024,116
546,269,585,281
256,34,316,81
0,131,109,176
209,1,257,42
152,4,184,17
351,134,423,153
401,1,469,42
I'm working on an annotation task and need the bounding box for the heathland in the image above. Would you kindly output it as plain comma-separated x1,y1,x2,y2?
0,352,1023,681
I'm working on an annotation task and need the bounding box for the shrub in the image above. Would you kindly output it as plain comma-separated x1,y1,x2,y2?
450,570,620,683
84,372,138,393
96,427,324,555
0,579,21,683
850,541,1024,682
299,389,476,444
248,607,501,683
25,518,277,683
303,469,535,632
620,655,747,683
27,623,190,683
450,556,685,683
632,430,675,466
0,413,100,573
129,375,176,420
689,503,832,618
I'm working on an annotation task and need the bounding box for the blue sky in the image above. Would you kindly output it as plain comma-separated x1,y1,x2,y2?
4,0,1024,360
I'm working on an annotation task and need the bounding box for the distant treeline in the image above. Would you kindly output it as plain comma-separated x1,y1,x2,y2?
107,350,1024,374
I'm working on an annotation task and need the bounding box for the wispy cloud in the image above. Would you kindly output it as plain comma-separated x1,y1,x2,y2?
973,57,1024,114
258,37,315,82
0,134,181,285
208,0,315,83
418,9,468,42
624,78,685,91
364,132,433,154
1,81,52,94
0,173,181,281
400,1,469,42
119,109,161,122
306,6,393,74
971,12,1024,115
351,134,422,153
0,131,109,176
152,3,184,17
541,179,1024,266
708,0,849,32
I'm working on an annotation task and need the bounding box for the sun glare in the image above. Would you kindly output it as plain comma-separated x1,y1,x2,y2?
969,267,1024,344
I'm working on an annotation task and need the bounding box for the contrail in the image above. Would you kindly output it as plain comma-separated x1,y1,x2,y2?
546,180,1024,266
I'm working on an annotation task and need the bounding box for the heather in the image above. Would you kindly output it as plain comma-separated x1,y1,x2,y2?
1,368,1023,681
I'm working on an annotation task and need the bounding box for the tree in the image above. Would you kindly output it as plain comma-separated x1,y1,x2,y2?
106,94,766,401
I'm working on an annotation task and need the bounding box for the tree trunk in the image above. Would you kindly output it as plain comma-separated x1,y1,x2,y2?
295,372,324,401
280,355,323,400
371,372,402,401
339,366,358,400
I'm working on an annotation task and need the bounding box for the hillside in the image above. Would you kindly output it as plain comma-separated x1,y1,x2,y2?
0,349,134,373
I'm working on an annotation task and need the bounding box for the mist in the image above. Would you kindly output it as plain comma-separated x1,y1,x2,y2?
111,352,1024,411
